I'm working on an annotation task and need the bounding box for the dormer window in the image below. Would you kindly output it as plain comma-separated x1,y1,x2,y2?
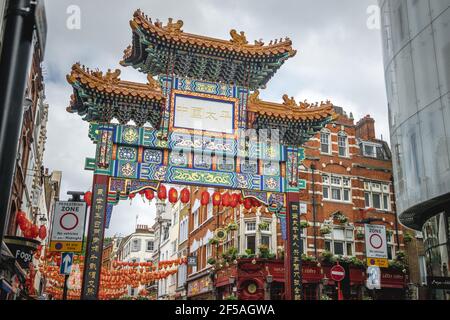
360,141,386,159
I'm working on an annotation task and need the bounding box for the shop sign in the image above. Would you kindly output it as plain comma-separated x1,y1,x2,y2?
4,236,40,270
428,276,450,289
187,276,212,297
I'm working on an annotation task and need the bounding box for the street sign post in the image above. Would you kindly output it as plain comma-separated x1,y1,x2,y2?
366,266,381,290
60,252,73,300
330,264,345,300
49,201,87,252
187,256,197,267
364,224,388,268
60,252,74,275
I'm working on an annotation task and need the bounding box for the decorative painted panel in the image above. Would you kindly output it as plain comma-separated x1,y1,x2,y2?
142,149,163,164
117,146,138,162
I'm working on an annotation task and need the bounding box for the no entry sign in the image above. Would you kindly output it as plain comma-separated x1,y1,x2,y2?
330,264,346,282
49,201,87,252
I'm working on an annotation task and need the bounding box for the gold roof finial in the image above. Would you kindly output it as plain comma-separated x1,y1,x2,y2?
230,29,248,45
282,94,297,107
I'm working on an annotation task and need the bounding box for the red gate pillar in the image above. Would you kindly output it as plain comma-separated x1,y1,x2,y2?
81,174,109,300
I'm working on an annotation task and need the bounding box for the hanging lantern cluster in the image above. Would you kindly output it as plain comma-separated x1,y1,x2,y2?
243,197,262,210
16,210,46,240
38,251,187,300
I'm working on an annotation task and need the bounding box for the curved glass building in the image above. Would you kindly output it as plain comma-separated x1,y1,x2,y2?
380,0,450,299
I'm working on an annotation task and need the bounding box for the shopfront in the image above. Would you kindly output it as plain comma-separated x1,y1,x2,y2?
187,273,214,300
422,211,450,300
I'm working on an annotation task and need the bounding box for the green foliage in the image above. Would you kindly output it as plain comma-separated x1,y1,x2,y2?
226,222,238,232
321,251,337,264
320,226,331,235
403,232,413,244
320,294,332,300
389,250,408,271
225,294,238,300
207,257,216,265
333,212,348,224
301,254,317,262
258,221,270,231
300,221,310,229
209,238,219,245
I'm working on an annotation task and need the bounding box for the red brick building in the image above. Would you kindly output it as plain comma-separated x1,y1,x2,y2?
298,108,409,300
184,108,413,300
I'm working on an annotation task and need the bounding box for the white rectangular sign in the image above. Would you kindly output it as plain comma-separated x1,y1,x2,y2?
173,94,235,134
364,224,388,259
49,201,87,252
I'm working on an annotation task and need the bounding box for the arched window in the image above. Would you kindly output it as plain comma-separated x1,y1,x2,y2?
338,131,348,157
320,129,331,154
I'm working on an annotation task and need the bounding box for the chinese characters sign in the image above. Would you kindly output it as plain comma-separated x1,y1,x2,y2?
82,180,108,299
289,202,303,300
172,92,237,134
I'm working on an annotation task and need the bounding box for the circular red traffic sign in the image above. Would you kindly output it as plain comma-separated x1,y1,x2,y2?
369,233,383,249
330,264,345,282
59,212,79,231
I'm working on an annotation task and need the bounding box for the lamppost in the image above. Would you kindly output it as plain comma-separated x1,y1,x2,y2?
155,200,169,299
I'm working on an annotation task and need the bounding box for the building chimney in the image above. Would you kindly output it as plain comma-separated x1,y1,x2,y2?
356,115,376,141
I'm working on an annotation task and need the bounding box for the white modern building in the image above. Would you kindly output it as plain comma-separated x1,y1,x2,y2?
115,225,155,296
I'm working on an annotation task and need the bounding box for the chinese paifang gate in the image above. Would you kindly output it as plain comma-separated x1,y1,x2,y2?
65,9,337,300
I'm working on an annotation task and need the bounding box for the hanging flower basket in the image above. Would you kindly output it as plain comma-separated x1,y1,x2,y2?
209,238,219,245
258,221,269,231
332,212,348,224
300,221,310,229
403,232,413,244
356,231,365,239
207,257,216,265
226,222,238,232
320,226,331,235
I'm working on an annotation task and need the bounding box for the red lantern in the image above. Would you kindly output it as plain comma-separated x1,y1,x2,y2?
243,198,252,210
180,188,190,204
212,192,221,206
221,192,231,207
231,194,240,207
144,189,154,201
251,198,261,207
20,218,30,232
129,192,136,199
84,191,92,207
38,225,47,240
238,194,244,205
168,187,178,204
16,210,26,225
158,184,167,200
200,191,210,206
31,224,39,239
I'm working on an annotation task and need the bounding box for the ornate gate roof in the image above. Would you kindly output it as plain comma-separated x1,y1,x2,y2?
120,9,297,90
67,63,165,127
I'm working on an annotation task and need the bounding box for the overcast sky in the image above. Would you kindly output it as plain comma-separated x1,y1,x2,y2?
42,0,387,237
